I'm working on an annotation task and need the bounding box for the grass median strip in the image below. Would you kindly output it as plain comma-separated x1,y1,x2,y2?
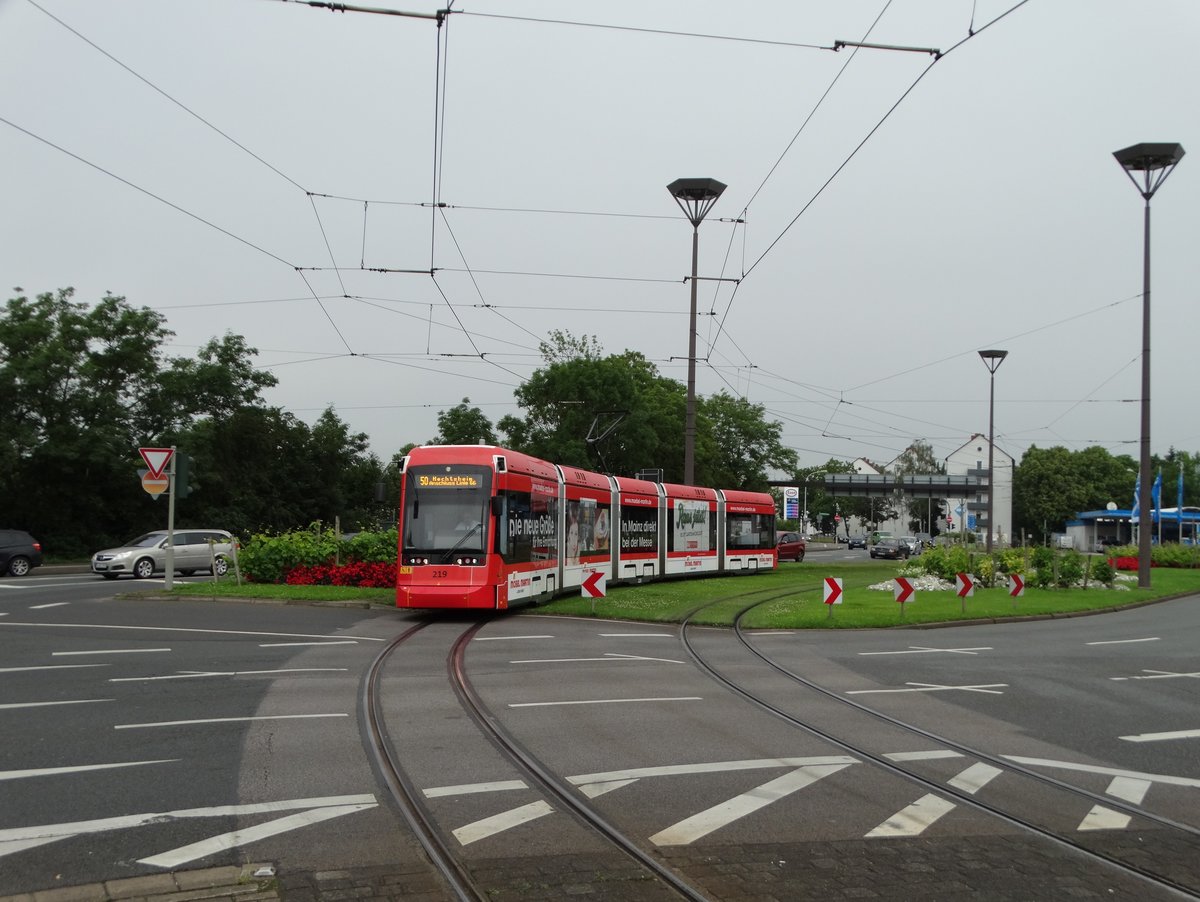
165,562,1200,629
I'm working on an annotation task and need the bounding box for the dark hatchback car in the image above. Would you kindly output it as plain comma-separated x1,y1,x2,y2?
777,531,806,562
1,528,44,577
848,534,868,549
870,537,909,560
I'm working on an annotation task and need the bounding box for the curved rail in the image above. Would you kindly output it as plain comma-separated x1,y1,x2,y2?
361,619,484,902
678,601,1200,900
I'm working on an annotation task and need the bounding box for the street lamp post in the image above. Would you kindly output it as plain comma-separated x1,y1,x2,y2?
802,470,827,538
978,349,1008,554
1113,143,1185,589
667,178,726,485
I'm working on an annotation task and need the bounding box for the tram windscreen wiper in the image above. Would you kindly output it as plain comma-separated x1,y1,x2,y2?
440,522,481,563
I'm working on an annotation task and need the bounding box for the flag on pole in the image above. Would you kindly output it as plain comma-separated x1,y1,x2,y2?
1181,465,1187,533
1131,471,1140,524
1152,470,1163,522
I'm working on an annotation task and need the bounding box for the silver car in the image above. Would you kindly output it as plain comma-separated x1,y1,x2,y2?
91,529,236,579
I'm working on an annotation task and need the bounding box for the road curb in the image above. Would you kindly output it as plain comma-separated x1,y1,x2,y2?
0,864,278,902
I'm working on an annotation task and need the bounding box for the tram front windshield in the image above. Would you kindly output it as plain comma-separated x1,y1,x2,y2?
403,465,491,555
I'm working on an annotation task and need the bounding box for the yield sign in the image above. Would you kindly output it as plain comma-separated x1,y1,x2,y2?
823,577,843,606
581,570,606,598
893,577,914,604
139,447,174,479
1008,574,1025,598
956,573,976,598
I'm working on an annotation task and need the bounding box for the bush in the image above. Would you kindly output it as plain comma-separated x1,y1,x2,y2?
239,524,397,583
1031,546,1055,588
1057,550,1084,587
285,560,396,588
1091,559,1115,586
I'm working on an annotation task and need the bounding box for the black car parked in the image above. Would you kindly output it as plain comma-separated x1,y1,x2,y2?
0,528,43,577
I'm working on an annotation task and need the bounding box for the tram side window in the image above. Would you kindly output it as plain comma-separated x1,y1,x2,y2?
669,500,715,553
619,505,658,554
566,498,612,562
727,513,774,550
503,489,558,564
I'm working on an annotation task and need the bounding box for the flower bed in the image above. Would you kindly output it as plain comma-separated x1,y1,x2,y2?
284,560,397,588
1108,556,1158,572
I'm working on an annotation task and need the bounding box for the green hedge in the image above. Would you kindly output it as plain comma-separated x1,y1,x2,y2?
238,524,397,584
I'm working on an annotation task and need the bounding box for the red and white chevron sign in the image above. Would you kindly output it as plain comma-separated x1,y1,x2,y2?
893,577,914,604
581,570,606,598
1008,573,1025,598
956,573,975,598
823,577,843,606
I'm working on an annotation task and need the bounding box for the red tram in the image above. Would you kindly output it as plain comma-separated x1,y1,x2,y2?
396,444,779,610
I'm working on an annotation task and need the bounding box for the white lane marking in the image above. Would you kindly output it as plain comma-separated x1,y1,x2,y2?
473,635,554,641
0,760,178,781
1120,729,1200,743
424,780,528,798
1079,806,1130,830
257,641,359,647
847,682,1008,695
509,653,685,665
1078,777,1152,832
570,757,858,785
1087,637,1160,646
946,763,1003,795
0,837,59,856
0,699,113,711
1003,756,1200,789
650,764,850,846
508,697,701,708
858,646,993,656
29,603,70,610
885,750,964,762
598,633,674,638
578,779,638,798
110,668,348,682
453,801,554,846
53,648,170,656
0,795,376,848
0,621,386,641
866,794,956,837
137,803,375,868
0,664,107,674
1111,669,1200,682
115,713,348,730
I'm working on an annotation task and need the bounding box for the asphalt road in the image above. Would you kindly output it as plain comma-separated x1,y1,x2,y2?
1,568,1197,898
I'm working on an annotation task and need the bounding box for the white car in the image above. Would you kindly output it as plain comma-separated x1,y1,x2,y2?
91,529,236,579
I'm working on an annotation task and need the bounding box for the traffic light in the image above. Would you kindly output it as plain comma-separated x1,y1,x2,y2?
175,452,196,499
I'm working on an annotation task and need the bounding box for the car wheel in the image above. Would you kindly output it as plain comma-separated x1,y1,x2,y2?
133,557,156,579
213,556,229,577
7,556,31,577
797,552,805,563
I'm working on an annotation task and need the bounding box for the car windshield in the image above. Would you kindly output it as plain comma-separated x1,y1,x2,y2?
125,533,165,548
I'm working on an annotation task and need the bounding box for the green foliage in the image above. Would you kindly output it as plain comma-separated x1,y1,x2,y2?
916,544,971,581
1031,546,1055,588
432,398,497,445
976,556,996,588
996,548,1028,576
1091,559,1115,586
1057,550,1085,587
498,330,794,488
238,525,398,583
1014,444,1138,542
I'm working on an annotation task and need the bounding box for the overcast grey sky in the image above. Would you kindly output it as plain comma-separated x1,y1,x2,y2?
3,0,1197,473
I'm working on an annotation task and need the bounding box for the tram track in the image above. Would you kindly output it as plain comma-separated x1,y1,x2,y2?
362,616,708,902
677,595,1200,899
